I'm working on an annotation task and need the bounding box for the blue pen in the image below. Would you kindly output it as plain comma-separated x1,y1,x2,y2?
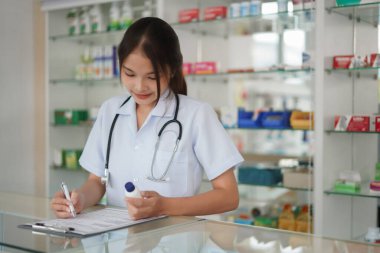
61,182,77,217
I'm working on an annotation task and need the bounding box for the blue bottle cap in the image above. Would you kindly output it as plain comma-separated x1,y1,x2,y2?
125,182,135,192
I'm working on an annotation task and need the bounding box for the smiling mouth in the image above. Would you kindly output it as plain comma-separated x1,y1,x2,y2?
134,93,151,99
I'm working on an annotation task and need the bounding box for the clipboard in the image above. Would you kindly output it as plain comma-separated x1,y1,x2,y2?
18,207,167,238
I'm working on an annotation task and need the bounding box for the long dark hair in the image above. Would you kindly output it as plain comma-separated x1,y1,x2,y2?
118,17,187,100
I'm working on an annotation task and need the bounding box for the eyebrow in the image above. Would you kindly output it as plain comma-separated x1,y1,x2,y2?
122,65,155,75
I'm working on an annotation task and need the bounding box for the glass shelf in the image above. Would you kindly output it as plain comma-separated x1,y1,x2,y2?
239,182,312,192
327,2,380,27
51,121,94,127
325,182,380,199
226,127,313,131
326,130,380,134
325,66,380,78
50,78,120,85
50,9,315,43
50,68,313,85
51,165,87,172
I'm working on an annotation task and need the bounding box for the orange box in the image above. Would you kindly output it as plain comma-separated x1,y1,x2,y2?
290,111,314,130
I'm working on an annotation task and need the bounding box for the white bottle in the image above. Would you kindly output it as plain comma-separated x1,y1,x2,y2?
277,0,288,12
121,0,134,29
124,182,141,198
79,7,91,34
142,0,152,17
109,2,121,31
89,5,104,33
250,0,262,16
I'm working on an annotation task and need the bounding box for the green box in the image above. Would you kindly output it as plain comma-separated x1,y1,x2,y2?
54,109,88,125
63,149,82,170
334,181,361,193
254,216,278,228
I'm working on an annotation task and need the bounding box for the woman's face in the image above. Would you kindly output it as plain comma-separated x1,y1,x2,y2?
121,48,169,109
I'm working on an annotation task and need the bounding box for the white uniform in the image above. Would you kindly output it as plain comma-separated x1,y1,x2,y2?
79,91,244,207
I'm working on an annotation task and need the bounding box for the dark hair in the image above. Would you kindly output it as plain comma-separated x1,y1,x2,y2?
118,17,187,99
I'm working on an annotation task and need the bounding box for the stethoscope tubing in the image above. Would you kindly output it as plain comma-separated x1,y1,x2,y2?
102,93,182,186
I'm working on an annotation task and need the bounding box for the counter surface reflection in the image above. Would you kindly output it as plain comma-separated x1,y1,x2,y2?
0,192,379,252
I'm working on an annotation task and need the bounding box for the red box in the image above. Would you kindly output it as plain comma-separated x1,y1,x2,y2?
334,115,370,132
179,9,199,23
366,53,380,67
375,116,380,132
194,61,217,74
333,55,354,69
204,6,227,21
182,63,193,75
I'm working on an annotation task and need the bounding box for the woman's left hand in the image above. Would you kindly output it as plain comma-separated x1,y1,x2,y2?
125,191,164,220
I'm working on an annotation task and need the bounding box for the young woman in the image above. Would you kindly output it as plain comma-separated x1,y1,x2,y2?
51,17,244,220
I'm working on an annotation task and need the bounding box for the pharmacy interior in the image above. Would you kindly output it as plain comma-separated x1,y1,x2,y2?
41,0,380,248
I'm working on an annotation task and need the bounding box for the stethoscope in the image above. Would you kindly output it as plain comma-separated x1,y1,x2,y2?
100,93,182,186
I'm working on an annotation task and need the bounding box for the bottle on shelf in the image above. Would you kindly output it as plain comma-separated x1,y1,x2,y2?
142,0,153,17
79,7,91,34
278,203,295,231
124,182,141,198
89,5,104,33
120,0,134,29
66,8,79,35
108,2,121,31
250,0,262,16
295,204,312,233
277,0,288,12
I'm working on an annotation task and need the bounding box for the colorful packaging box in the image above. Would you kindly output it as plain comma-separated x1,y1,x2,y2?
374,115,380,132
366,53,380,67
204,6,227,21
193,61,217,74
334,115,370,132
182,62,193,75
54,109,88,125
332,55,354,69
178,8,199,23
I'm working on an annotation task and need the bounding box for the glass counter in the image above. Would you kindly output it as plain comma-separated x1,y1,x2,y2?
1,192,379,252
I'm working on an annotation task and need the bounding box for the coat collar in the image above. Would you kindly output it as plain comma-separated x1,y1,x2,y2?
116,89,176,118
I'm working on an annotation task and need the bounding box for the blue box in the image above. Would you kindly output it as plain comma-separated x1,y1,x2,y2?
238,165,283,186
260,111,291,129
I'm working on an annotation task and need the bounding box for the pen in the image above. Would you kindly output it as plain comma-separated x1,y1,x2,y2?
61,182,77,217
32,222,75,233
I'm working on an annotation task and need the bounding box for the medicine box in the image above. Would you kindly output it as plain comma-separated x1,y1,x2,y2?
64,149,82,170
333,180,360,193
178,8,199,23
238,165,282,186
237,108,262,128
193,61,217,74
261,111,292,129
334,115,370,132
290,111,314,130
54,109,88,125
283,169,313,189
332,55,354,69
204,6,227,21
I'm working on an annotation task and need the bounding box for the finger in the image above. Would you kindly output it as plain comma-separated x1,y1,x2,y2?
126,197,144,207
70,190,80,205
140,191,158,198
55,210,73,219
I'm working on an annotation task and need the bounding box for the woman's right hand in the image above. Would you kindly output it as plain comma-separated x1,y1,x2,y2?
50,190,84,218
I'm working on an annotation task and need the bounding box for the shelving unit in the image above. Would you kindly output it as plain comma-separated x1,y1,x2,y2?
43,0,314,235
317,0,380,242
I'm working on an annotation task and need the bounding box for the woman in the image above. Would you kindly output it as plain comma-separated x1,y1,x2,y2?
51,17,244,220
